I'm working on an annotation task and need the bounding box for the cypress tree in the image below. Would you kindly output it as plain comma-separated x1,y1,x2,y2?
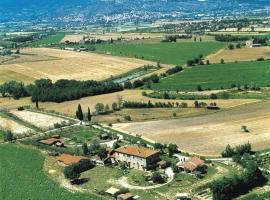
87,107,91,122
76,104,83,121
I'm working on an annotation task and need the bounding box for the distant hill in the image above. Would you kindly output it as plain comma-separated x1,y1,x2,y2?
0,0,269,23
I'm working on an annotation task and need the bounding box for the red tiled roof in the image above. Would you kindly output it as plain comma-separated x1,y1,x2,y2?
57,154,88,165
183,157,205,172
115,145,159,159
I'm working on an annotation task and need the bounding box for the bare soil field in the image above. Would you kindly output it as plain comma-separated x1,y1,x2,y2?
0,48,153,83
10,110,69,130
206,47,270,63
0,116,33,135
60,34,84,43
112,100,270,156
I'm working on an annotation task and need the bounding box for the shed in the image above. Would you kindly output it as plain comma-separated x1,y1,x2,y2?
105,187,120,196
117,193,134,200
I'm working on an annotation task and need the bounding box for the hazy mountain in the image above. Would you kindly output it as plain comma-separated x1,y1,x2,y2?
0,0,269,23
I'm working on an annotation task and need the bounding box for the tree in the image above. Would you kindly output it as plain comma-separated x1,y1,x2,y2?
116,95,124,108
228,44,235,50
64,164,80,181
82,143,89,155
76,104,84,121
197,85,203,91
112,102,118,111
95,103,105,114
220,59,225,64
206,60,210,65
194,100,199,108
152,171,165,183
154,143,164,150
124,81,133,89
168,144,178,156
87,107,91,122
4,131,13,141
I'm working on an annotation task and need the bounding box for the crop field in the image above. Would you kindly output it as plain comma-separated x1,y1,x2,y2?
0,144,101,200
207,47,270,63
112,100,270,156
0,48,153,83
30,90,258,117
10,110,70,130
0,90,258,117
152,60,270,91
0,115,33,135
28,32,66,47
95,41,226,65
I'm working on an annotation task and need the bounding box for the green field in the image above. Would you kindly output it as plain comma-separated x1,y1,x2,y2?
28,32,66,47
152,60,270,91
0,144,102,200
95,41,226,65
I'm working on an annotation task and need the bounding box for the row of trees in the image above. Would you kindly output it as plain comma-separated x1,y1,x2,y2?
0,79,123,102
123,100,183,109
221,143,252,158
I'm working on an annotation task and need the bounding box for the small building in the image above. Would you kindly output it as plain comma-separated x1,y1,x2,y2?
105,187,120,196
178,157,206,173
246,40,262,48
112,145,160,171
117,193,134,200
40,138,64,147
176,193,191,200
56,154,88,166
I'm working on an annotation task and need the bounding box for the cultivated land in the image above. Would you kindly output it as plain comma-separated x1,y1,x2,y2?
28,32,66,47
113,100,270,156
206,47,270,63
0,90,258,117
0,48,153,83
61,32,164,43
10,110,70,130
95,41,226,65
0,116,33,135
0,144,101,200
152,60,270,91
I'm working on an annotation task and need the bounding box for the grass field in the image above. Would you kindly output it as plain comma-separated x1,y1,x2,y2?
28,32,66,47
113,100,270,156
0,48,153,83
152,60,270,91
206,47,270,63
95,41,226,65
0,144,102,200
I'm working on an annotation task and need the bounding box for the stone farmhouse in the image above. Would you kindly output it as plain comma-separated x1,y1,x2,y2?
112,145,160,171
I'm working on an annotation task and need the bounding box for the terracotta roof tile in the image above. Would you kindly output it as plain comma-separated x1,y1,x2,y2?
115,145,159,158
57,154,88,165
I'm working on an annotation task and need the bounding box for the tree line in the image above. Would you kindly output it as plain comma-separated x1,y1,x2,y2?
0,79,123,103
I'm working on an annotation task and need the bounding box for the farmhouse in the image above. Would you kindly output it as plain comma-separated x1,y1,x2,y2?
56,154,88,166
246,40,262,48
178,157,206,173
112,145,160,171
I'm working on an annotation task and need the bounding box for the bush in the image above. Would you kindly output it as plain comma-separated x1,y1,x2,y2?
152,171,166,183
124,115,131,121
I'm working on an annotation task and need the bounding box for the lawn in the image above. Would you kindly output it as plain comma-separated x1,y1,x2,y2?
95,41,226,65
0,144,102,200
152,60,270,91
28,32,66,47
81,166,125,192
56,126,101,144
